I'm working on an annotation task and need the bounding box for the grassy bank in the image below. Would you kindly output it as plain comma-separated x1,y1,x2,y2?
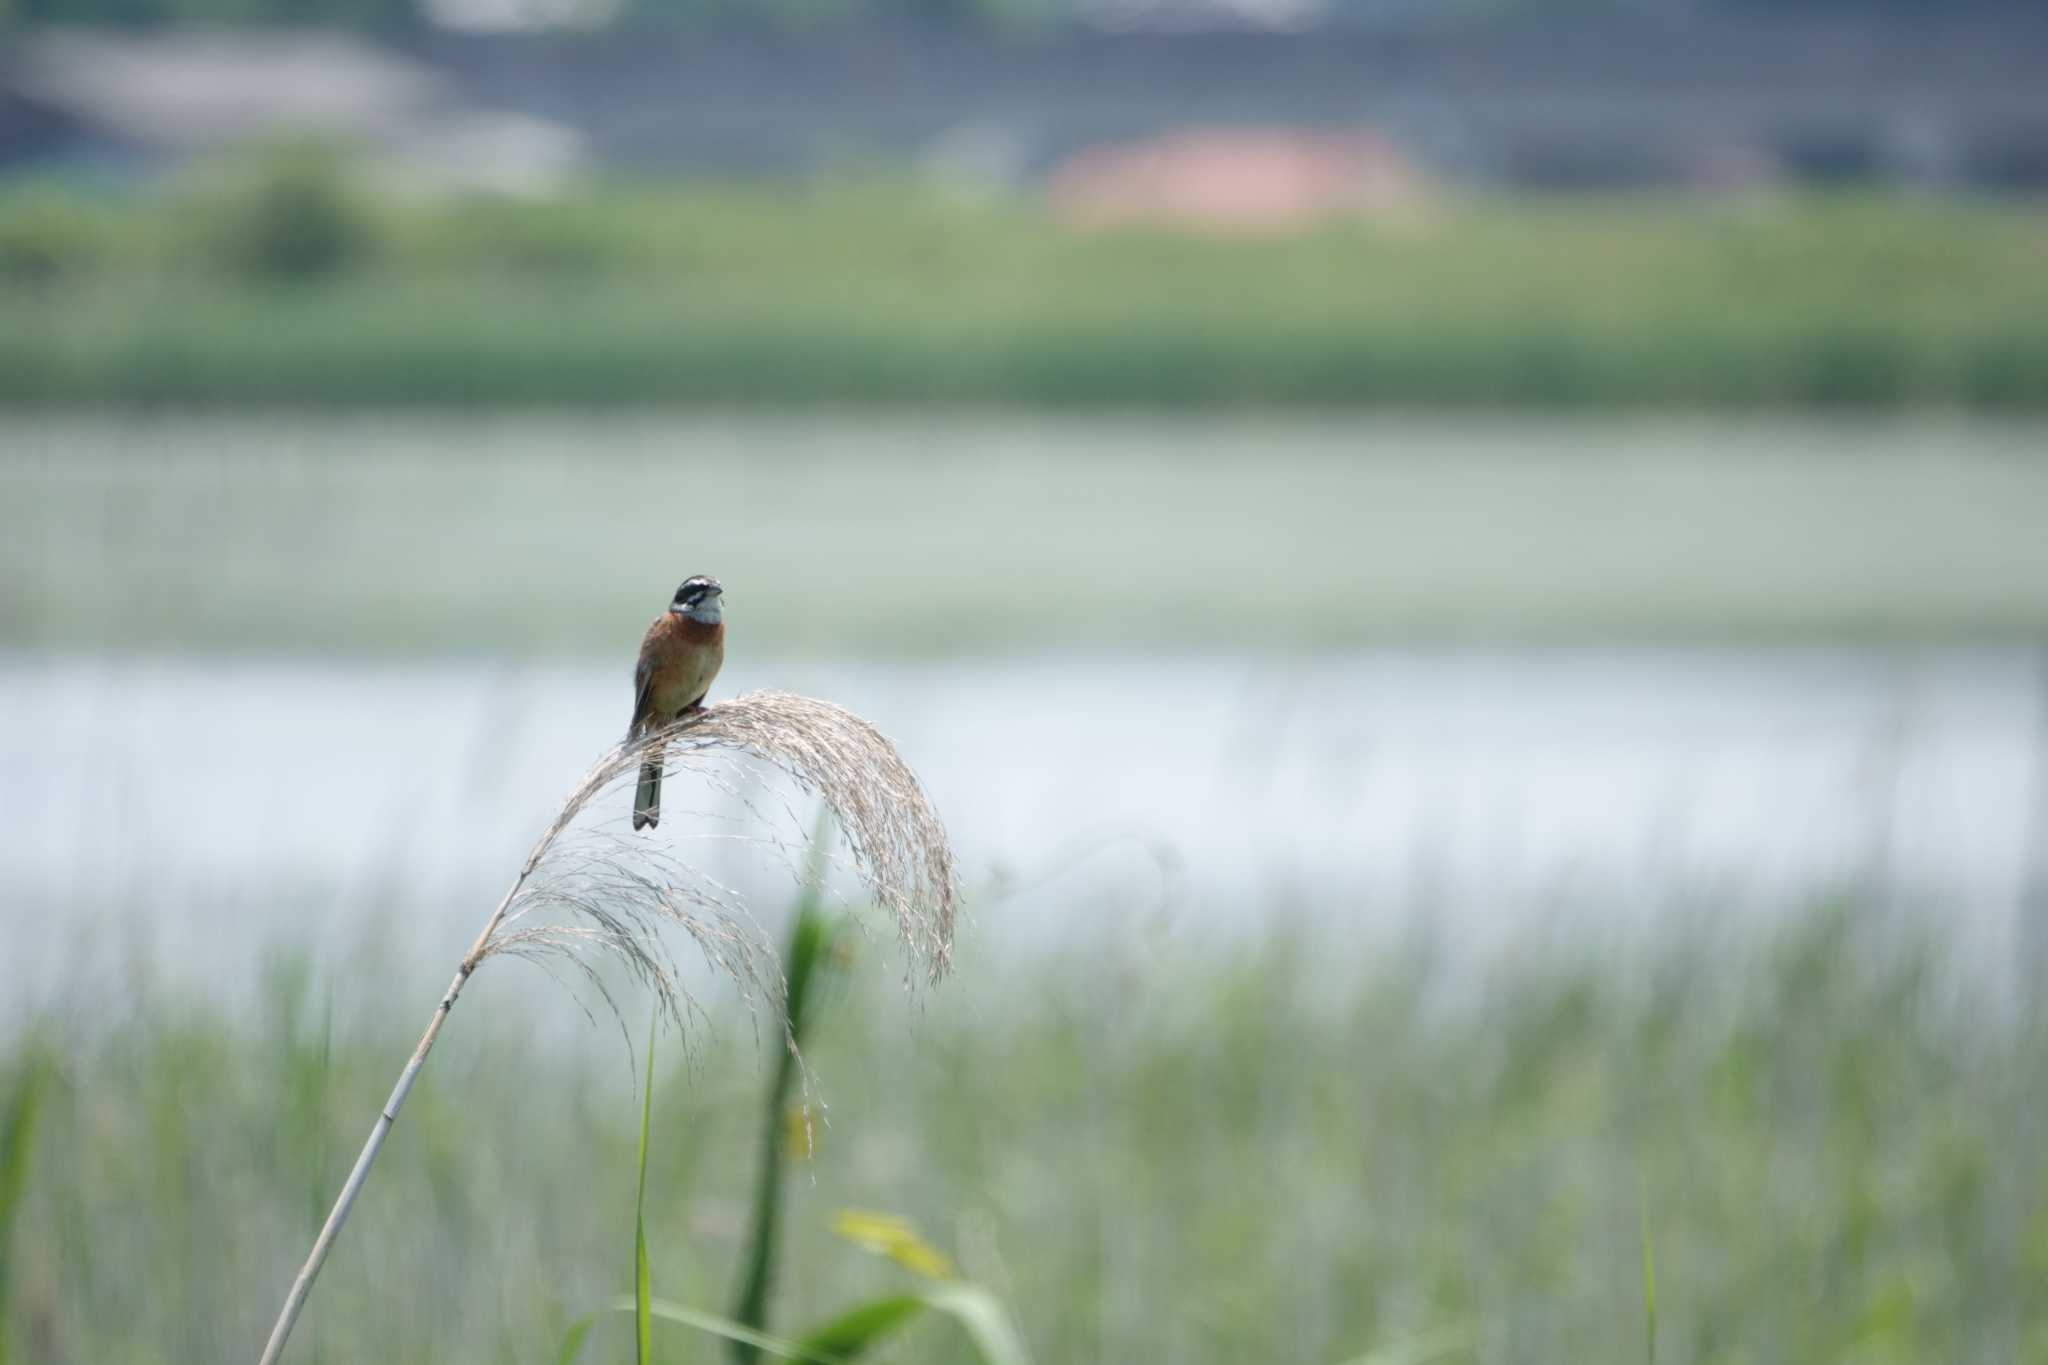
2,906,2043,1363
2,178,2045,408
10,412,2048,653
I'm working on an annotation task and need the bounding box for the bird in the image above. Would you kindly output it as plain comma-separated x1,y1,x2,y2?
627,575,725,831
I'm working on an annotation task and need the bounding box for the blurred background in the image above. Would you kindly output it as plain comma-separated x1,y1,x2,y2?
3,0,2048,1361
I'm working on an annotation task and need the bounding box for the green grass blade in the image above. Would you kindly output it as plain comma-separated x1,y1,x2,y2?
636,1007,657,1365
815,1205,1026,1363
793,1286,1029,1365
553,1311,598,1365
576,1296,839,1363
568,1288,827,1365
1640,1168,1658,1365
731,825,836,1362
919,1285,1033,1365
791,1295,927,1360
0,1047,51,1365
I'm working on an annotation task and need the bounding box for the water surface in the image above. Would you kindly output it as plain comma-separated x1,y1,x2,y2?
6,647,2042,1003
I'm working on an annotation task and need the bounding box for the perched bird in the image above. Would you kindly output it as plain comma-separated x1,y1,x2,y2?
627,575,725,831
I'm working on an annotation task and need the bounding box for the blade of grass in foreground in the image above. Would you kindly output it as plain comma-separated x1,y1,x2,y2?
558,1297,837,1364
559,1287,1031,1365
1640,1168,1659,1365
636,1008,657,1365
790,1297,925,1358
813,1210,1031,1364
0,1048,51,1365
732,833,836,1362
793,1285,1031,1365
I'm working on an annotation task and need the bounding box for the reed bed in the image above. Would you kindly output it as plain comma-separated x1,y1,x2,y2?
1,901,2040,1363
2,183,2044,407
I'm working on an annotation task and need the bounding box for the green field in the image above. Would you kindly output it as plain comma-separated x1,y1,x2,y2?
3,900,2043,1364
3,178,2045,407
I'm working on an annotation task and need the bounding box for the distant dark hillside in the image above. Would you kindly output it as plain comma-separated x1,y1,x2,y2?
402,14,2048,188
6,0,2045,35
4,14,2043,190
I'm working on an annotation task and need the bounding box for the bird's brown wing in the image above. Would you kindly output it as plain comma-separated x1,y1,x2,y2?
628,616,665,736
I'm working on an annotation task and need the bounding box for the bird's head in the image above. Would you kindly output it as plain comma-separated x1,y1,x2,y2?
670,575,723,624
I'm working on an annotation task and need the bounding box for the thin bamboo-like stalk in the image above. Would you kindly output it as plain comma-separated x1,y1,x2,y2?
255,827,552,1365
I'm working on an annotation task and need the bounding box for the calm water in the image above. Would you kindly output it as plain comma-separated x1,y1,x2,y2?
6,646,2044,1003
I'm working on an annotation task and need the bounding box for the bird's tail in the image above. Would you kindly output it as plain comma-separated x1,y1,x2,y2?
633,758,662,831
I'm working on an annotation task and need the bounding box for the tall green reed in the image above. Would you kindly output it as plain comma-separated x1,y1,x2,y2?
732,868,840,1360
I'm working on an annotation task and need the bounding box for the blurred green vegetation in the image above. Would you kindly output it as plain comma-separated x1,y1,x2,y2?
2,906,2043,1363
10,410,2048,653
2,165,2044,407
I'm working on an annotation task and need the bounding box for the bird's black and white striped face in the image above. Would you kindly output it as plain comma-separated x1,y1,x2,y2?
670,575,723,624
